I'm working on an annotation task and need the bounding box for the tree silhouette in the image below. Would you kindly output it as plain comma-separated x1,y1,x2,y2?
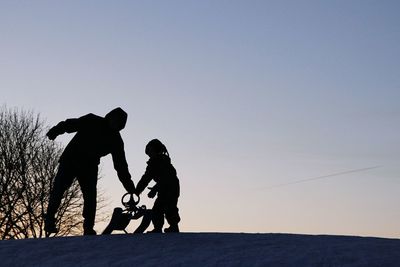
0,106,106,239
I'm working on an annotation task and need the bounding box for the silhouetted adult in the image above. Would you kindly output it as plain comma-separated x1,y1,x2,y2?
44,107,135,235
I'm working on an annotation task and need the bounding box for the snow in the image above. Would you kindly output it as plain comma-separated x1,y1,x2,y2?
1,233,400,266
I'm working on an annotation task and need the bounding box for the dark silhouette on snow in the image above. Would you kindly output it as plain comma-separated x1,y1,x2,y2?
136,139,181,233
102,193,152,235
44,107,135,235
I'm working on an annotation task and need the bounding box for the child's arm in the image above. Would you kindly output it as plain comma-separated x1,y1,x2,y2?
135,167,153,195
136,158,159,195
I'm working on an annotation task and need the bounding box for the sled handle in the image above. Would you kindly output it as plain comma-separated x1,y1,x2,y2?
121,193,140,208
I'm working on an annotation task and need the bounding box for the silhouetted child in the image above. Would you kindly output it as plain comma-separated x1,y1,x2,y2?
135,139,181,233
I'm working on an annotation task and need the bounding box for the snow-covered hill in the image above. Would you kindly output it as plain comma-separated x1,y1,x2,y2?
1,233,399,266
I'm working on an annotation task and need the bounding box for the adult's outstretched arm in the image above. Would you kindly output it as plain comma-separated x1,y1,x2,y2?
46,113,93,140
112,137,135,194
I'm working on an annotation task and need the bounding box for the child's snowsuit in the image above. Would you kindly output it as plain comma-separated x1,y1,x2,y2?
136,154,180,230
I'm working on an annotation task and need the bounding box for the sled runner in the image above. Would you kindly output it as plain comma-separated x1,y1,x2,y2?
102,193,152,234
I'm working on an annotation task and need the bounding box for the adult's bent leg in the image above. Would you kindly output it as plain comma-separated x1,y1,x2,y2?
46,163,76,232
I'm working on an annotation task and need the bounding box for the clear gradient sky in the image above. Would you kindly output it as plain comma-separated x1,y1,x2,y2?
1,1,399,238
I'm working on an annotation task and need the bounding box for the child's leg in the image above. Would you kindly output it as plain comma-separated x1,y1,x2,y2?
164,180,180,232
150,197,165,232
165,197,180,232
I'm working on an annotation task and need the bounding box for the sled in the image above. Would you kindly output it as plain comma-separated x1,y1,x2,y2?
102,193,152,234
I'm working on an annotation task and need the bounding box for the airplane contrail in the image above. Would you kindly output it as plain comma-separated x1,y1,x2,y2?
263,165,382,190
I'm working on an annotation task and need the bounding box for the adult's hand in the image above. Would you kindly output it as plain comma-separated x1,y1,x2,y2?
124,180,136,194
46,127,59,140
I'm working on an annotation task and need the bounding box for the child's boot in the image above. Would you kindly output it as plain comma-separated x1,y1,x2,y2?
147,228,162,233
164,224,179,233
